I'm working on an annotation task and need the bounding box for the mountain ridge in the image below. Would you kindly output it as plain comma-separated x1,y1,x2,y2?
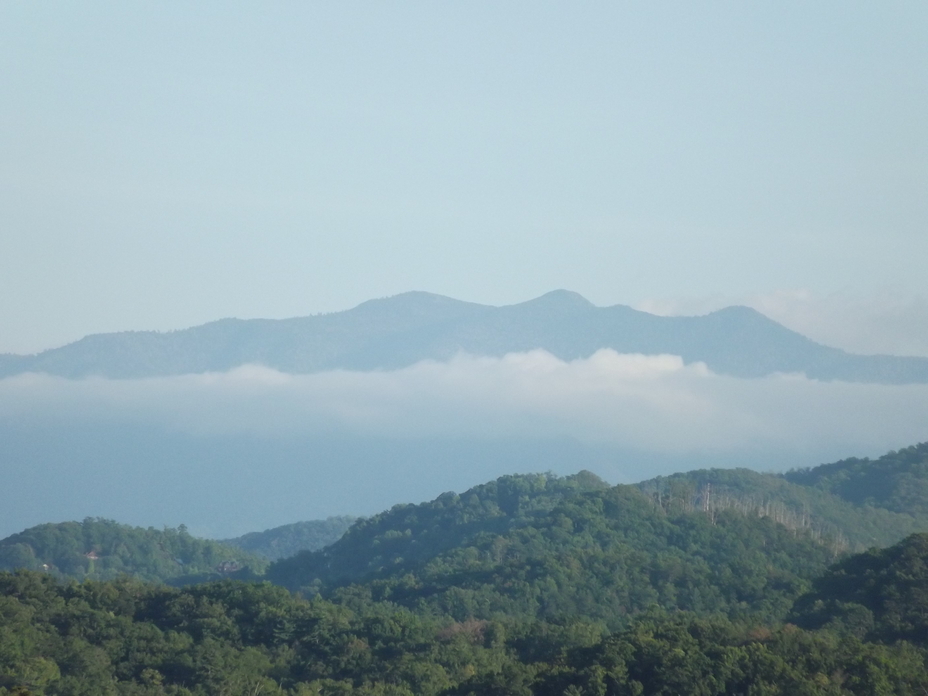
3,290,928,383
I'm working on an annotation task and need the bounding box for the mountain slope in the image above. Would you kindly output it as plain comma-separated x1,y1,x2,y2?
0,518,266,584
791,532,928,644
221,516,356,560
4,290,928,383
267,443,928,628
637,466,928,551
267,472,839,627
784,442,928,516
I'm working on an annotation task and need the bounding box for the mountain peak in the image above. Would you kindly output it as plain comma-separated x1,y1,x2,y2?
513,290,595,311
700,304,774,325
704,304,814,337
351,291,476,316
707,305,769,319
358,291,459,308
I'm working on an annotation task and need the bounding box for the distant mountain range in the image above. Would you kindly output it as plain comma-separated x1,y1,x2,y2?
3,290,928,383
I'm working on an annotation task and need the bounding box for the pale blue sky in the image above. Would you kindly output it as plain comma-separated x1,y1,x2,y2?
2,2,927,353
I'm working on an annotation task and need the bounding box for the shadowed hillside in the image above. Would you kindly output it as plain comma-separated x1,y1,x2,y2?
791,532,928,644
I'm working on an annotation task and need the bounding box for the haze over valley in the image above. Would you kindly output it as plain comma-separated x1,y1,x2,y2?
3,291,928,538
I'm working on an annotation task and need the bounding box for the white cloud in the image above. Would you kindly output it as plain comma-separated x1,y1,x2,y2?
2,350,926,458
3,352,928,538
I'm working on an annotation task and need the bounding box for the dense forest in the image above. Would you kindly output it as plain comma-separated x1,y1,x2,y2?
267,472,838,627
784,442,928,516
5,535,928,695
222,518,356,561
4,443,928,694
791,532,928,643
0,519,266,585
638,464,928,551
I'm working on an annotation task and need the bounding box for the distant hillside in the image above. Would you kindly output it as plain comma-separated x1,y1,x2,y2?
784,442,928,516
221,516,356,560
4,290,928,383
0,518,266,584
266,442,928,628
637,466,928,551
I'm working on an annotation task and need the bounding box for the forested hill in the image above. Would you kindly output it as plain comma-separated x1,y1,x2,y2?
0,518,266,584
267,471,840,627
267,443,928,628
4,290,928,383
637,464,928,551
791,532,928,644
221,516,356,560
784,442,928,515
270,471,611,586
8,443,928,593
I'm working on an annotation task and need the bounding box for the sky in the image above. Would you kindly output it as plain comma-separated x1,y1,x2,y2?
3,3,928,535
2,2,927,355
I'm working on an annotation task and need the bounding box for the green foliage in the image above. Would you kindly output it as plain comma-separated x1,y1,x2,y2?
640,466,928,551
791,532,928,645
0,571,515,695
527,615,928,696
222,517,356,561
269,473,837,629
8,446,928,692
785,442,928,517
3,571,928,695
0,519,266,584
270,472,610,588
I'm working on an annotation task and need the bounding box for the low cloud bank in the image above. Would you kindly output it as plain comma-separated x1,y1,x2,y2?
3,351,927,538
2,350,926,457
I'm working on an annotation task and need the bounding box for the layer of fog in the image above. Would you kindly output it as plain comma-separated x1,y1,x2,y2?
3,349,927,456
2,350,927,538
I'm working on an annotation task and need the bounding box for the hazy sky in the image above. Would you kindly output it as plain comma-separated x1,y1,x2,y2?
2,3,927,354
